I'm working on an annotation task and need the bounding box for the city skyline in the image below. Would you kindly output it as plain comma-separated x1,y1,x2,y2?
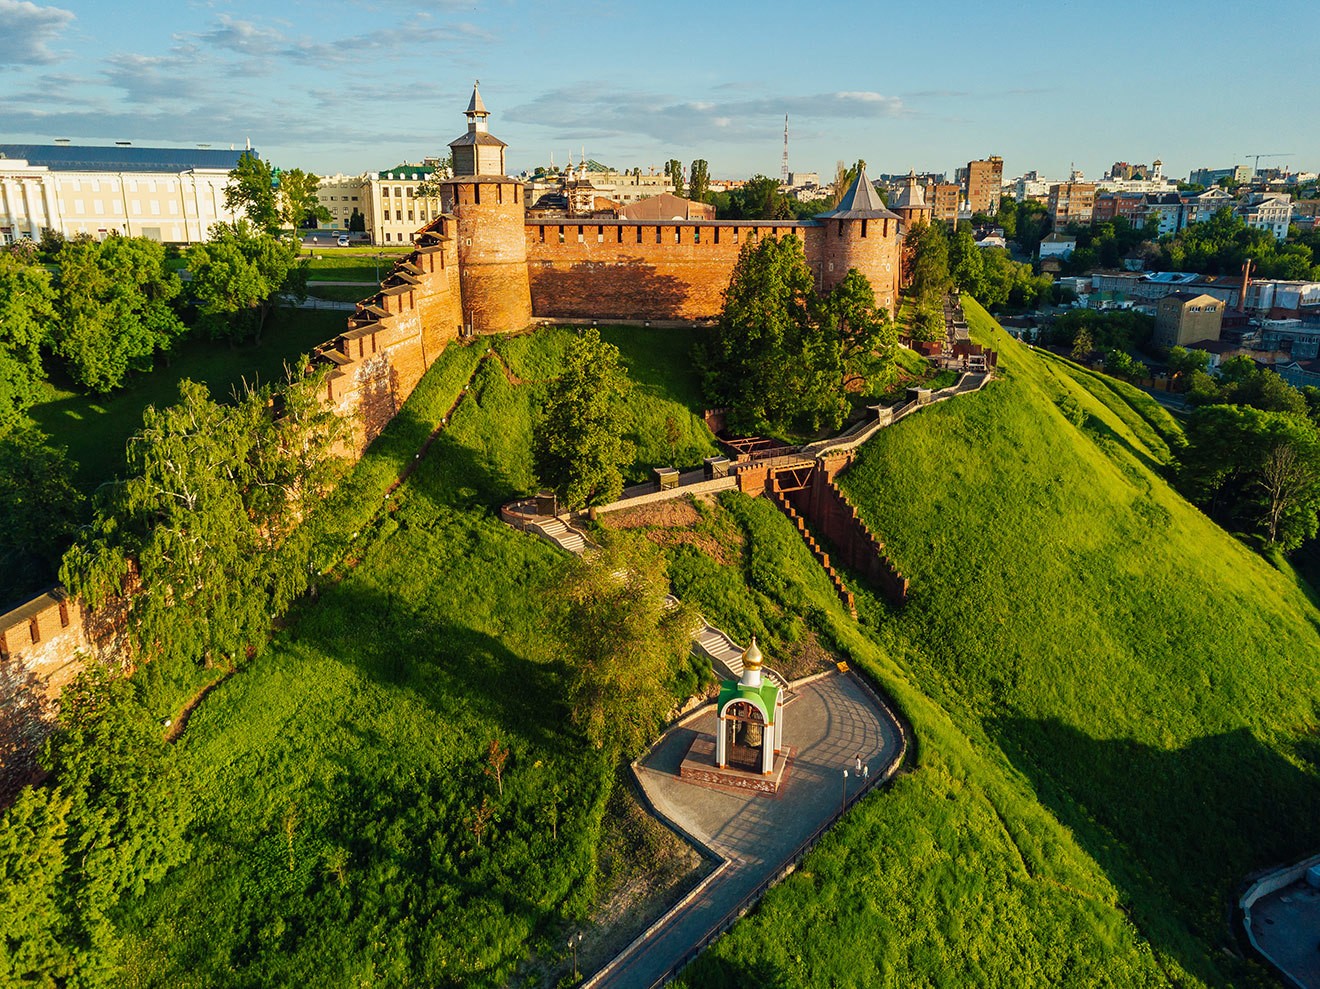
1,0,1316,183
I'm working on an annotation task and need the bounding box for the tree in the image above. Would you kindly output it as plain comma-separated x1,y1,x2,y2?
51,235,187,393
0,253,56,430
1180,404,1320,549
688,159,710,202
413,155,454,201
277,168,331,231
1167,345,1211,385
40,664,193,970
532,329,634,510
0,785,75,983
224,154,329,236
664,159,684,197
61,368,346,672
348,208,366,233
223,153,280,233
1071,328,1094,361
700,235,846,435
721,176,795,221
549,534,695,756
1103,348,1145,380
187,221,306,343
0,427,83,593
821,268,896,388
949,225,985,298
908,221,952,307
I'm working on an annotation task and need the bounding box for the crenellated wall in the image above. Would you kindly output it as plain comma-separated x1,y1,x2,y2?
314,219,463,453
522,218,900,321
525,220,821,321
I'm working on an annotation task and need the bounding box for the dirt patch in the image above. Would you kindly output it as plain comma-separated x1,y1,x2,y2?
600,497,742,565
600,499,701,531
774,630,838,681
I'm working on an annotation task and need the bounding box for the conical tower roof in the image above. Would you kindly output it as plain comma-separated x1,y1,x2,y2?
891,169,929,210
817,164,899,221
466,82,488,116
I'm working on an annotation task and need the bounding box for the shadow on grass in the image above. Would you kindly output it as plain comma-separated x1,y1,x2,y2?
998,716,1320,985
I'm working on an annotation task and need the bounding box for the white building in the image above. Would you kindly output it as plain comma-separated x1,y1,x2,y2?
1236,194,1293,241
0,143,249,244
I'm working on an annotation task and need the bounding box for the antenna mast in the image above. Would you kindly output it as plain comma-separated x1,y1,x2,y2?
781,114,790,184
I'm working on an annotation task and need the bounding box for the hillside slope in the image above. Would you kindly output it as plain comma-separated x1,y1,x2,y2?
834,298,1320,984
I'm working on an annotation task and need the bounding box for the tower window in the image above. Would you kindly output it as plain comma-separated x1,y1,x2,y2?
636,227,642,244
837,220,844,237
656,227,662,244
617,226,624,243
694,227,701,244
714,228,720,245
577,227,584,243
861,219,868,238
474,185,481,205
558,227,565,244
539,226,546,243
597,227,604,243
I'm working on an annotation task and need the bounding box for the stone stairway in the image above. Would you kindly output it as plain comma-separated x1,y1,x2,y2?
529,516,588,554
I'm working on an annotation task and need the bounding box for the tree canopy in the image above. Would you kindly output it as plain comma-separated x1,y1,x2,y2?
701,235,893,436
1180,403,1320,549
61,368,346,673
223,154,329,237
0,253,56,430
549,534,696,756
532,329,635,510
187,221,307,343
51,235,186,394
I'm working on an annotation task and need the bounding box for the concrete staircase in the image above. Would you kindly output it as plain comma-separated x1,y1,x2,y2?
529,516,588,555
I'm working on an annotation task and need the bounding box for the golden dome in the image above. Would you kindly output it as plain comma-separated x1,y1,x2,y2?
742,636,763,671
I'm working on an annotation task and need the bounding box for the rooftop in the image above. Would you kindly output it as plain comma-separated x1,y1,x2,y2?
0,143,252,172
816,165,900,222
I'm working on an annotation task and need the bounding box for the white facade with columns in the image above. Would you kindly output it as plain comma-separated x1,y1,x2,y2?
0,160,240,245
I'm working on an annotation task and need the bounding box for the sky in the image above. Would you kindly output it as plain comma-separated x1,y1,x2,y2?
1,0,1316,185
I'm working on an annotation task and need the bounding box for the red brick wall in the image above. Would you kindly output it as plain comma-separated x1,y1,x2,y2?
526,221,818,320
450,180,533,334
814,217,901,313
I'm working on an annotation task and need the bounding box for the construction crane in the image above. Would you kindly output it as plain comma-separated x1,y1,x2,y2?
1245,152,1293,175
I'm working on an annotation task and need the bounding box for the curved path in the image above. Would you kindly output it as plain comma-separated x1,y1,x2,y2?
585,672,905,989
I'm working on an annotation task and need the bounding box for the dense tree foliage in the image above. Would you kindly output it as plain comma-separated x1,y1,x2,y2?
61,368,346,673
1156,207,1319,280
0,427,82,592
0,253,56,430
819,268,897,389
1062,217,1154,273
0,665,191,986
550,534,696,756
51,236,186,393
532,328,634,509
910,220,1053,316
710,175,796,220
701,236,858,435
1187,357,1308,416
664,158,684,197
1046,309,1154,353
1181,404,1320,548
687,159,710,202
187,221,307,343
223,154,329,236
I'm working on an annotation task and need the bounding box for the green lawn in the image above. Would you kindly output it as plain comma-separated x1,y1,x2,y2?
307,283,377,304
29,308,346,495
302,253,406,282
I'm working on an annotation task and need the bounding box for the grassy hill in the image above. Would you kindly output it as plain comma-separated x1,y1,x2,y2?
108,327,717,987
677,298,1320,987
46,309,1320,987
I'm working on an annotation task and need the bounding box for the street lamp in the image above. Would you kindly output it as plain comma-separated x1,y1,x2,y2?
569,932,583,982
841,768,849,814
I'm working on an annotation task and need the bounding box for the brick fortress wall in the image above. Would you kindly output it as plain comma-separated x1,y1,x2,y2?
523,217,900,321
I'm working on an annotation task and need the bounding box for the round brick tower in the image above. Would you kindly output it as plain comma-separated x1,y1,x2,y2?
443,83,532,335
814,165,902,314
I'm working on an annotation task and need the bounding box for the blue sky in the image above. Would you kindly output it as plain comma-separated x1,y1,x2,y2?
1,0,1315,183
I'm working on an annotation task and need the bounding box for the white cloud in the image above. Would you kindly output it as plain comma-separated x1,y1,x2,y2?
0,0,74,67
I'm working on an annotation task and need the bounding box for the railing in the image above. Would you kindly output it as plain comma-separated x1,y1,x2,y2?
631,669,910,989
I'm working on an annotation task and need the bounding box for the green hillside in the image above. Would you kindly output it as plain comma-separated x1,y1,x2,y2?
104,327,717,987
680,298,1320,986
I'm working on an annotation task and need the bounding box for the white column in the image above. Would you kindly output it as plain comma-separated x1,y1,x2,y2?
762,724,774,774
715,710,727,768
1,179,16,241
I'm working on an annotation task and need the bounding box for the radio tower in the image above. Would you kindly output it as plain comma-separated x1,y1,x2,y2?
781,114,790,184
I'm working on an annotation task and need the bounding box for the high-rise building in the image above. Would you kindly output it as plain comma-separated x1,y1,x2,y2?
1047,181,1097,229
965,156,1004,215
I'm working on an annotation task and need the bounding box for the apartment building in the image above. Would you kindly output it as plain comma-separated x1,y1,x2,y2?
1047,181,1097,228
965,156,1003,214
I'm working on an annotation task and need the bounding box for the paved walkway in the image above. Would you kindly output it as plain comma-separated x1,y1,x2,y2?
586,673,904,989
